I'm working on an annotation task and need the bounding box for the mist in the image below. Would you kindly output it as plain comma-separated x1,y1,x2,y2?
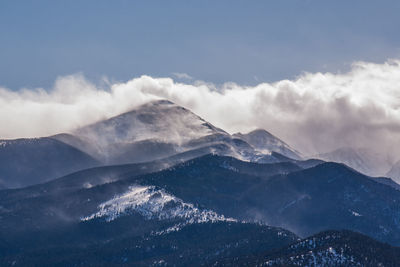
1,59,400,160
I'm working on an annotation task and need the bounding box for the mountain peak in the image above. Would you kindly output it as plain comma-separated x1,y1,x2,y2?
120,99,180,116
247,128,274,135
74,99,227,147
233,128,301,160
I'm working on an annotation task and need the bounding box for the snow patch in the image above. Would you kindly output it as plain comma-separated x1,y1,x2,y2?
81,185,236,225
83,182,93,189
349,210,362,217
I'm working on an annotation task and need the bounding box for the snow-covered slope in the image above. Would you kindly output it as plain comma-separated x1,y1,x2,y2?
68,100,288,164
234,129,302,160
70,100,231,163
82,185,236,226
75,100,227,146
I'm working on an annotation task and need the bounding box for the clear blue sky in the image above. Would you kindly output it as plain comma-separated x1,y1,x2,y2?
1,0,400,89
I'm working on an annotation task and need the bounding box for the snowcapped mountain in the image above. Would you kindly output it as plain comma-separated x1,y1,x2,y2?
73,99,227,155
234,129,302,160
63,99,293,164
0,100,299,189
315,147,394,177
2,98,400,265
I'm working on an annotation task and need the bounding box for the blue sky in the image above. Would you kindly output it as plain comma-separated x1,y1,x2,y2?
1,0,400,89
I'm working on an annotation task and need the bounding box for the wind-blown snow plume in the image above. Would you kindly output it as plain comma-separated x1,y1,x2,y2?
1,59,400,160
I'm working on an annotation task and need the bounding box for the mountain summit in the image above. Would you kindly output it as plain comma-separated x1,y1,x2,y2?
67,100,233,163
234,129,302,160
75,100,227,146
68,100,298,164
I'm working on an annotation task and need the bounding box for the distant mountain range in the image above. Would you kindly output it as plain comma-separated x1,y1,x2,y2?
1,99,400,266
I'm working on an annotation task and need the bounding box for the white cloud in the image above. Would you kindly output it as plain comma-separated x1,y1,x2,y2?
1,59,400,162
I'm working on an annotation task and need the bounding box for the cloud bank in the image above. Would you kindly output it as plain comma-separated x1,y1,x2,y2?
1,59,400,160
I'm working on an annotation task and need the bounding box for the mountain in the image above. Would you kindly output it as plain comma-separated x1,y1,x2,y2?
0,154,307,233
0,137,100,189
234,129,302,160
2,154,400,245
0,221,299,266
0,100,298,189
61,100,291,165
0,155,304,266
226,230,400,266
1,152,400,264
76,99,227,145
71,99,227,163
2,98,400,265
4,223,400,266
316,147,393,177
128,156,400,246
